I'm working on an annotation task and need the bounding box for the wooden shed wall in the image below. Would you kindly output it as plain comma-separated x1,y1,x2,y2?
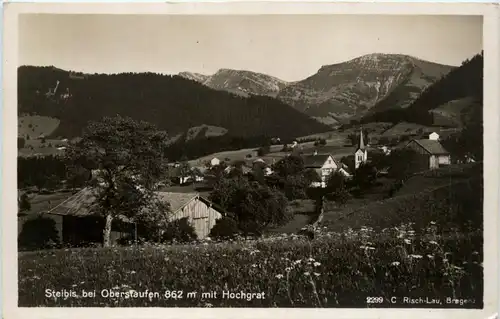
171,197,222,239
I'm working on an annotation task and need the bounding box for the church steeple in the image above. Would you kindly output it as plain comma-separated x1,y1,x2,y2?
357,128,365,150
354,128,368,170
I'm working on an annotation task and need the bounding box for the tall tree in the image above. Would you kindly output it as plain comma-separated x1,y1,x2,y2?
65,115,171,247
272,155,304,177
209,177,290,235
18,193,31,213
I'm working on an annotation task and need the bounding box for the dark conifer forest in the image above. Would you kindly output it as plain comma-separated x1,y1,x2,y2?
18,66,330,140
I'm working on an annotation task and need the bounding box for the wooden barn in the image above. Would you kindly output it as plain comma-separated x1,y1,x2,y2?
18,188,225,249
156,192,224,239
405,133,451,170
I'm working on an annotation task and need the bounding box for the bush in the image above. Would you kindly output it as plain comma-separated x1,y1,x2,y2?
162,218,198,243
209,217,239,240
18,216,60,251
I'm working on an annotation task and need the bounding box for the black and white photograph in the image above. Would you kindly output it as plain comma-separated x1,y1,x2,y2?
2,2,499,318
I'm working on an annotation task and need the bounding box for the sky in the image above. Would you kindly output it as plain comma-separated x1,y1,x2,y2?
19,14,483,81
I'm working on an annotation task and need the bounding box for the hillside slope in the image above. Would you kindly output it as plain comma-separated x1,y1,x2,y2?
362,52,483,126
18,66,330,139
179,69,289,97
277,53,453,125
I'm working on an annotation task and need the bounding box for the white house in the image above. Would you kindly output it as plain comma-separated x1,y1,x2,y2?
210,157,221,167
354,129,368,169
303,154,351,188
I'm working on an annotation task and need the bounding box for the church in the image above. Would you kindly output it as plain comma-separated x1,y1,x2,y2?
354,129,368,169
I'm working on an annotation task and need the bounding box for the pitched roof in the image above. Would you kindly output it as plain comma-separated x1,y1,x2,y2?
46,188,133,222
410,139,450,155
155,192,199,212
47,188,99,217
46,188,220,221
303,154,333,168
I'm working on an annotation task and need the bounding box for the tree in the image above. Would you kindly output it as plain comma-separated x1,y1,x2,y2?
352,163,378,190
257,145,271,156
162,217,198,243
18,216,60,251
65,115,170,247
387,149,421,182
283,174,309,200
272,155,304,177
18,193,31,213
209,216,239,240
209,177,290,235
326,171,345,193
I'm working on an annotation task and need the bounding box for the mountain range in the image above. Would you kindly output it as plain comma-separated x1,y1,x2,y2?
18,52,481,148
179,53,455,125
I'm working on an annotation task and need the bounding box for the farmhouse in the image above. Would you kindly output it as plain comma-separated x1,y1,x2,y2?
303,153,351,188
18,188,224,248
405,133,451,170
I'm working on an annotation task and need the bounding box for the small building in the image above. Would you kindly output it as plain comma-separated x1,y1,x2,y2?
156,192,224,239
405,133,451,170
210,157,221,167
303,153,345,188
354,129,368,169
18,189,134,248
18,188,225,249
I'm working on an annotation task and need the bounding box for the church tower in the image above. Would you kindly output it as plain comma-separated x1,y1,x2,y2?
354,129,368,169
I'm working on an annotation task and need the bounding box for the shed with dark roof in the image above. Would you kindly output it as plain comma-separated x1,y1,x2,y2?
22,188,225,247
405,138,451,170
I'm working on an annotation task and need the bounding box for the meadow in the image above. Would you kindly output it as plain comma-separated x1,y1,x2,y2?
19,218,483,308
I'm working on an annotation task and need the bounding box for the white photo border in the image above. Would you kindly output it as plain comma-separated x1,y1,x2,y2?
3,2,499,319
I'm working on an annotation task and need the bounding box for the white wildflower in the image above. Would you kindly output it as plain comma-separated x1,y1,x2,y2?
313,272,320,277
391,261,400,266
275,274,284,279
304,272,310,276
313,262,321,267
404,239,411,244
409,254,423,259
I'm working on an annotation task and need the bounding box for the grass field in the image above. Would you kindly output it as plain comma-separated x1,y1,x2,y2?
19,222,483,307
18,115,60,140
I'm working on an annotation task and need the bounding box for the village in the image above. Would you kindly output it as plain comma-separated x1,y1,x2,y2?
17,125,471,250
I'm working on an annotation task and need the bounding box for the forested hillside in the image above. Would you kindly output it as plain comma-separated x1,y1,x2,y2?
18,66,330,139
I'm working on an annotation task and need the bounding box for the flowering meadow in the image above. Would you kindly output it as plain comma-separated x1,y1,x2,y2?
19,221,483,308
